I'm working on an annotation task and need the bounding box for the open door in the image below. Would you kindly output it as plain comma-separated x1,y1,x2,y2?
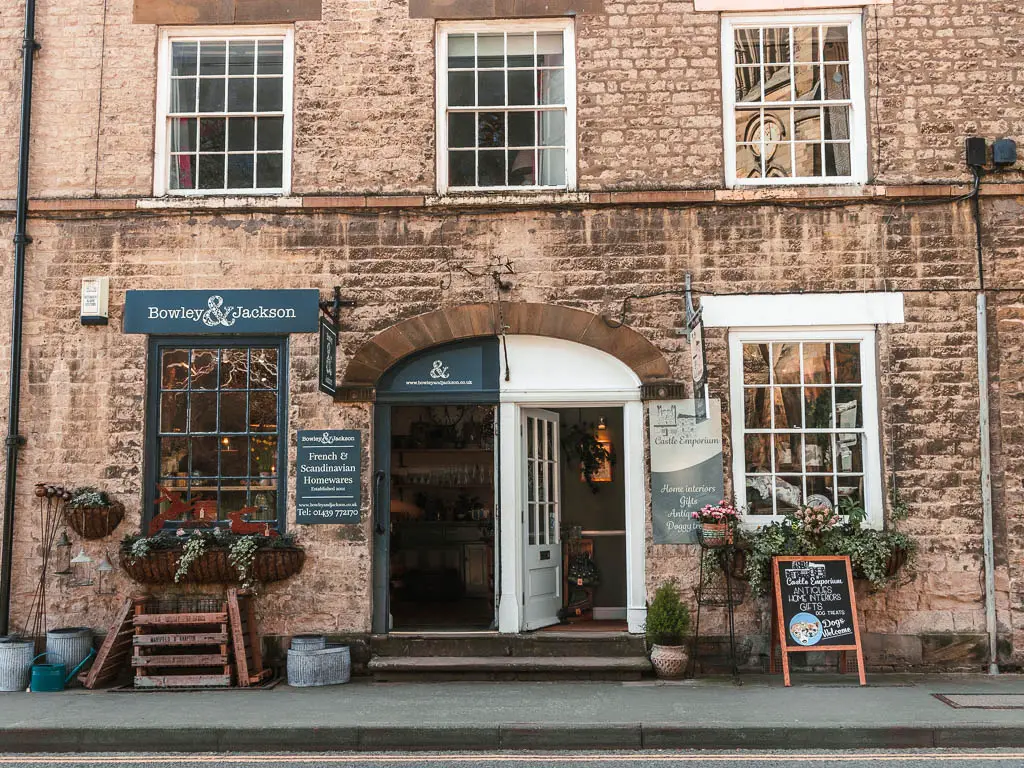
521,409,561,630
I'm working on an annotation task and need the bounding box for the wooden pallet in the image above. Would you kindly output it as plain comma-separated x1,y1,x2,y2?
227,588,271,687
80,597,135,689
132,602,232,689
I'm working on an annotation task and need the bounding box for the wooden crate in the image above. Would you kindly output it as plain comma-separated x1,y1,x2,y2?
132,601,233,689
227,588,271,687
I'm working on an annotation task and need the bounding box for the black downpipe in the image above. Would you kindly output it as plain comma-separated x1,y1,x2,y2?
0,0,39,637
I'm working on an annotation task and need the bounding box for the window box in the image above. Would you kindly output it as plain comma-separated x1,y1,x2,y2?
154,27,294,196
721,13,868,187
120,535,305,586
436,19,577,194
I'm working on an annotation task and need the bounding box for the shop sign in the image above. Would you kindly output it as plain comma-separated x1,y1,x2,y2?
319,317,338,396
387,344,487,393
772,555,865,686
649,399,724,544
124,289,320,334
296,430,361,524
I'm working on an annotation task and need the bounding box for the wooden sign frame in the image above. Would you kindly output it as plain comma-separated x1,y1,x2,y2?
770,555,866,687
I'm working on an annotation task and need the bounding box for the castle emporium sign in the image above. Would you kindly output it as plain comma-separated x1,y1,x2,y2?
123,289,320,334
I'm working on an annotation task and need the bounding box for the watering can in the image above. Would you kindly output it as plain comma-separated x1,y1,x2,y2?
28,648,95,692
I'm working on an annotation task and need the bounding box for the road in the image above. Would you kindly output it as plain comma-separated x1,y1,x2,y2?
0,752,1022,768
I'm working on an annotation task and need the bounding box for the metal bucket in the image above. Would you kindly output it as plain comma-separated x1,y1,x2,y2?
287,645,351,687
45,628,93,687
0,638,33,692
289,635,327,652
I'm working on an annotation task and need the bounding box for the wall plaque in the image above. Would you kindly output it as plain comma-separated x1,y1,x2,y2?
649,399,724,544
124,289,320,335
295,430,361,524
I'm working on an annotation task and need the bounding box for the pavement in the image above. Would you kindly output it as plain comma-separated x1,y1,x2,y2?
1,674,1023,753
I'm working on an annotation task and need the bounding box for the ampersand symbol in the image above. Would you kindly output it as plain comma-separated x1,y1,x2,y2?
201,295,236,327
429,359,449,380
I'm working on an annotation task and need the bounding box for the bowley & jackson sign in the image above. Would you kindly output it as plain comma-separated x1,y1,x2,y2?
124,289,320,334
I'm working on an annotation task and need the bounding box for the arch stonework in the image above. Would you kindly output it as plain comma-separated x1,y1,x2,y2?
338,303,673,397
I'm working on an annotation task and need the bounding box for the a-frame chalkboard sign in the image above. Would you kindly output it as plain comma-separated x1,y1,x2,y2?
770,555,866,687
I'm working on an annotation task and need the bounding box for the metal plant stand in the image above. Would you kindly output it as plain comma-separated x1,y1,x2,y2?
689,529,743,680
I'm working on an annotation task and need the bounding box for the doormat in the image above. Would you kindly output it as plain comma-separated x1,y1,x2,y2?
107,675,282,693
933,693,1024,709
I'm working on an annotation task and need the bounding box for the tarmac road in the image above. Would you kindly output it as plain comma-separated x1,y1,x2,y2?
0,752,1023,768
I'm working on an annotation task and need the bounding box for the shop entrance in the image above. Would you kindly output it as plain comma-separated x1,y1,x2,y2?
387,404,496,631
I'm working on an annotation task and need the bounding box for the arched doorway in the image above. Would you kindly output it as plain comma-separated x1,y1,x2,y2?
372,333,647,635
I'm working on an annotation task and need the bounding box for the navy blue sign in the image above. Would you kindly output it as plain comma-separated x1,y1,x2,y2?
124,289,320,334
378,338,499,397
319,317,338,396
296,430,362,524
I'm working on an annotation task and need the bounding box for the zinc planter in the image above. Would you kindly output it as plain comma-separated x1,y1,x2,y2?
0,638,34,692
650,643,690,680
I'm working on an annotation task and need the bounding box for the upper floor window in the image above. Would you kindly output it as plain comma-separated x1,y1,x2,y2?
722,14,868,187
155,27,294,196
436,20,576,194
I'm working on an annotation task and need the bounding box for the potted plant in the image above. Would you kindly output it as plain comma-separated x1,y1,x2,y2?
644,581,692,679
561,423,615,493
63,487,125,540
692,499,740,546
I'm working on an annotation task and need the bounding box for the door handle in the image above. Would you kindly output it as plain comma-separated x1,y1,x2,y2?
374,470,386,535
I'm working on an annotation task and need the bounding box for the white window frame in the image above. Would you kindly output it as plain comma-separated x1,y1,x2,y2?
154,25,295,197
435,19,577,195
721,12,868,187
728,326,883,529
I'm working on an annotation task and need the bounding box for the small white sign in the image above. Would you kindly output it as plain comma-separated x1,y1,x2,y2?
80,277,109,325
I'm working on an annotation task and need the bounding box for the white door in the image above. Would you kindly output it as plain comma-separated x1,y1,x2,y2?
521,409,562,630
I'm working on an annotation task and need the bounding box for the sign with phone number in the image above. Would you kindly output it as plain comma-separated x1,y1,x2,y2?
295,430,361,524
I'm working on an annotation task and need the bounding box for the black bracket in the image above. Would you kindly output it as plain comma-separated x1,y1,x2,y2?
12,233,32,246
5,435,26,448
319,286,357,326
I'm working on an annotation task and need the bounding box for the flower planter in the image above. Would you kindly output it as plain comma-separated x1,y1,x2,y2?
120,545,305,585
649,643,689,679
699,522,733,547
64,502,125,540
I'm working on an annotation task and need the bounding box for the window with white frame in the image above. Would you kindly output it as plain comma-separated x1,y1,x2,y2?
721,13,868,186
156,28,293,196
728,329,882,525
436,21,576,193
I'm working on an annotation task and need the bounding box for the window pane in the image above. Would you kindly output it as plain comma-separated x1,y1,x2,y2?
537,32,563,66
775,475,803,512
834,343,861,383
257,40,284,75
794,107,821,142
538,110,565,146
256,154,283,188
764,143,792,178
774,434,801,473
171,79,197,113
198,78,226,112
793,26,819,62
448,72,475,107
248,490,277,521
763,64,791,102
198,154,226,189
228,78,255,112
775,387,803,429
229,41,256,76
836,433,863,473
538,69,564,105
162,350,190,389
508,149,536,186
835,387,862,428
170,156,197,190
735,67,762,102
448,34,475,68
794,64,821,101
823,105,850,141
478,112,505,148
508,111,534,147
802,342,831,384
190,392,218,433
228,117,255,152
191,350,218,389
734,28,760,66
220,349,248,388
172,42,198,77
226,154,254,189
191,436,219,478
508,70,535,106
160,393,187,433
478,150,506,186
804,387,833,429
805,475,835,509
256,78,284,112
804,433,833,473
250,348,278,389
221,392,248,433
199,118,226,152
252,435,278,474
762,27,790,63
249,391,278,432
160,437,189,480
477,34,504,68
199,41,226,76
745,477,774,514
508,34,534,67
538,148,565,186
825,142,852,176
221,436,249,477
449,151,475,187
743,343,770,384
836,476,864,508
773,343,800,384
170,118,197,153
744,433,771,473
257,117,284,150
736,144,760,179
478,71,505,106
449,113,475,148
823,63,850,99
794,142,821,179
744,388,770,428
823,26,849,60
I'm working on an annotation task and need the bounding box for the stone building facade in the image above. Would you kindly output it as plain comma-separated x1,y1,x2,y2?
0,0,1022,672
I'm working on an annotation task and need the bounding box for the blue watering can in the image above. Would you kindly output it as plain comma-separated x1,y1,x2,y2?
29,648,95,692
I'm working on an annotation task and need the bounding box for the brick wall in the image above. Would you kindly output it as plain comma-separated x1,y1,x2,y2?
3,198,1020,669
1,0,1022,199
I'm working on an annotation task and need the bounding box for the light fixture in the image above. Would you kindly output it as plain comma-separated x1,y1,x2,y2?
591,417,614,483
70,548,94,587
95,553,116,595
53,530,72,576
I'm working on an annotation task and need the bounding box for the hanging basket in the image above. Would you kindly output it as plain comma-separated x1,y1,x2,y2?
120,545,305,585
64,502,126,540
699,521,733,547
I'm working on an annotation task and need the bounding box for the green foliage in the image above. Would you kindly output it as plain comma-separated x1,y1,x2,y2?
561,423,615,493
67,487,113,508
121,528,297,559
740,498,917,597
228,535,261,590
644,582,691,646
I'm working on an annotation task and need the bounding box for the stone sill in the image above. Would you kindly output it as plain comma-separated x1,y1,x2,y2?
9,183,1024,215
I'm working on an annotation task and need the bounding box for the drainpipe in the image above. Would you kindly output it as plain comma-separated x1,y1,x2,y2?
970,164,999,675
0,0,38,637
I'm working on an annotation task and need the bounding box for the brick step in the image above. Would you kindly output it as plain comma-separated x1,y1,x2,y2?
370,632,647,658
367,655,652,682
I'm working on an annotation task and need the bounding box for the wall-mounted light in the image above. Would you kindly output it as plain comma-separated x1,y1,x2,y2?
591,418,614,484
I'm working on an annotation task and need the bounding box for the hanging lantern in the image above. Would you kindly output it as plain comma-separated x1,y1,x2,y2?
95,553,115,595
591,417,614,483
53,530,73,576
70,548,94,587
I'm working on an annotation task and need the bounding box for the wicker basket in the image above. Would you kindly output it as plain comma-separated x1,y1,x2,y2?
120,546,305,585
287,645,350,687
64,502,125,540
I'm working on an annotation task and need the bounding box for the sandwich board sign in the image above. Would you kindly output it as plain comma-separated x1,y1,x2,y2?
771,555,865,686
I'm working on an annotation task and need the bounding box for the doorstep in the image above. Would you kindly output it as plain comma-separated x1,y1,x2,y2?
367,655,653,682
